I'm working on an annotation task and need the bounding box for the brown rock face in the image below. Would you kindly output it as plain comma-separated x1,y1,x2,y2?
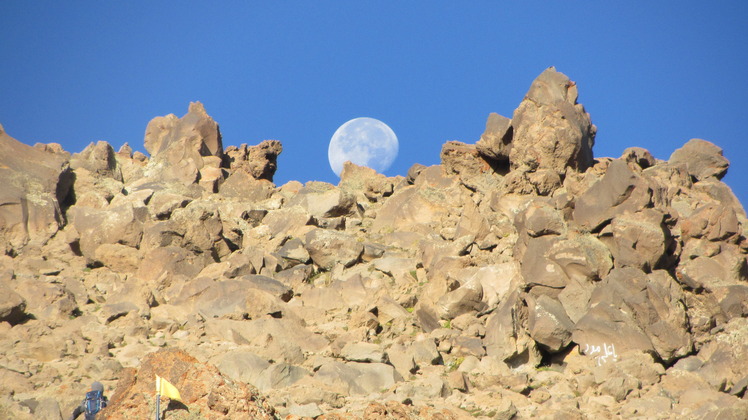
0,125,73,254
224,139,282,182
510,67,596,174
669,138,729,181
476,112,513,162
102,348,276,419
69,140,123,182
145,102,222,158
573,159,651,231
440,141,493,179
143,102,224,185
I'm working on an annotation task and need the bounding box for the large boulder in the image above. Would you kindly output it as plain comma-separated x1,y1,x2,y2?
526,294,575,353
69,202,148,262
519,236,570,294
573,159,652,231
440,141,494,180
372,166,459,234
669,138,729,181
314,361,400,396
191,276,292,320
339,161,394,203
142,102,223,186
484,290,543,367
169,201,229,258
136,246,211,301
680,203,741,243
284,182,357,218
69,140,123,182
101,348,276,419
204,318,328,364
600,209,673,272
573,268,692,363
675,249,748,291
476,112,513,162
0,284,27,325
218,172,275,201
509,67,596,175
263,206,314,239
304,228,363,270
68,141,126,210
210,350,271,389
0,126,73,253
435,278,485,320
693,317,748,394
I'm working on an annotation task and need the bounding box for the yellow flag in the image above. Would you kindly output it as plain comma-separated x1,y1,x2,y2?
156,375,182,402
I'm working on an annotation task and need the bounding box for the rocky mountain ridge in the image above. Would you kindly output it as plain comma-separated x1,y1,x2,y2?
1,67,746,419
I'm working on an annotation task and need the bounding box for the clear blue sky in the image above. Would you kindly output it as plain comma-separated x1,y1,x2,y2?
2,2,746,207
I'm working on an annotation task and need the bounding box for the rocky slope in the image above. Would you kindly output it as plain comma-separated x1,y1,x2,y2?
1,67,747,420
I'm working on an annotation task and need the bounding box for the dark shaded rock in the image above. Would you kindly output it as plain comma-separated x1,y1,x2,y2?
520,236,569,292
0,285,27,325
514,199,566,239
548,234,613,284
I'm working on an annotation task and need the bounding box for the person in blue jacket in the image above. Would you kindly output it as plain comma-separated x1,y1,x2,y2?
68,381,108,420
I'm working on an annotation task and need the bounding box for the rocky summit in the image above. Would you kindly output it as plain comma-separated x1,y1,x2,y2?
1,67,747,420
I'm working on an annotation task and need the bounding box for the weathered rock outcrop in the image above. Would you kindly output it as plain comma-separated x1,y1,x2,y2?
0,125,73,254
143,101,223,186
669,138,730,181
102,348,277,419
1,69,746,420
510,67,596,174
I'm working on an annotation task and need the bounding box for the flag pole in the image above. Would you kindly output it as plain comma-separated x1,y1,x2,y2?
155,376,161,420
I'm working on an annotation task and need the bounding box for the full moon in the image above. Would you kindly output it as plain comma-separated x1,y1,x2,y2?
328,117,399,177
